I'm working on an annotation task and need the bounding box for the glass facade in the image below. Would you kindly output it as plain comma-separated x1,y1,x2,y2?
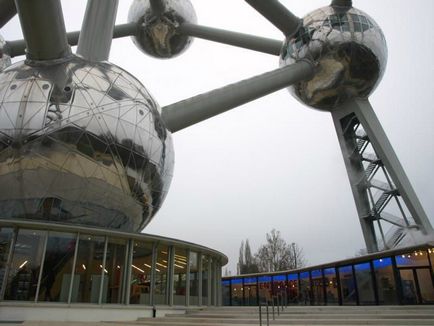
223,246,434,307
0,223,225,307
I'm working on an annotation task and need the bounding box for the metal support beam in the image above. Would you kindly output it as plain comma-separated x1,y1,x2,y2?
177,23,282,56
14,0,70,61
332,99,434,252
0,0,16,28
5,23,137,59
162,60,315,133
245,0,301,36
77,0,119,62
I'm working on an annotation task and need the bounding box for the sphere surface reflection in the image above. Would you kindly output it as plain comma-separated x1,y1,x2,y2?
280,6,387,111
128,0,197,59
0,56,174,232
0,34,11,72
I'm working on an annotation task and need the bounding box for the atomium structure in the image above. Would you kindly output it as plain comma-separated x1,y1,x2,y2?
0,0,432,255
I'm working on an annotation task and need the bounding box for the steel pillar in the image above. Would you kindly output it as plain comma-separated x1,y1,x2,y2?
332,99,434,252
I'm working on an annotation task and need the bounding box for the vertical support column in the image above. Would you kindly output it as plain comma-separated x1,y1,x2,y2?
98,236,108,304
34,231,48,303
150,242,157,306
77,0,119,61
186,250,191,306
121,239,130,304
0,227,17,300
168,246,174,306
68,233,80,304
124,239,134,305
198,253,203,306
207,258,212,306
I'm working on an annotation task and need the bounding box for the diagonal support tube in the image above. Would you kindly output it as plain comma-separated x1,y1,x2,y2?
77,0,119,62
14,0,70,61
245,0,301,37
150,0,166,15
177,23,283,56
331,0,353,7
161,60,315,133
0,0,16,28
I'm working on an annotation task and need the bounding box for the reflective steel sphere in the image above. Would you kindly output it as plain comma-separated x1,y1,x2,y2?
128,0,197,58
0,56,174,232
280,6,387,111
0,34,12,72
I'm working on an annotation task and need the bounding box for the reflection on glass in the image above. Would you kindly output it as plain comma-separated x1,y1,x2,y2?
311,269,324,305
202,255,209,305
5,229,46,301
323,268,338,305
354,262,375,305
272,274,286,301
258,275,272,303
299,272,311,305
71,234,105,303
130,241,153,304
173,248,187,305
154,245,169,305
373,258,397,304
395,251,429,267
400,269,418,304
222,280,230,306
339,266,356,305
243,277,257,306
103,238,127,303
0,227,14,295
231,278,243,306
38,231,76,302
416,268,434,303
287,273,298,304
189,252,199,305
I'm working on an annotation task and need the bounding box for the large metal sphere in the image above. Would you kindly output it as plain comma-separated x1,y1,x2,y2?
280,6,388,111
128,0,197,59
0,56,174,232
0,34,11,72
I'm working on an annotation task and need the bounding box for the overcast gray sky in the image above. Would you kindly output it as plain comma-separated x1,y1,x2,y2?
2,0,433,274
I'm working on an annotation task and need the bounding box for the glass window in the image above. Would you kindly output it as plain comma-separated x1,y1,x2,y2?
38,231,76,302
222,279,230,306
231,278,243,306
202,255,209,305
71,234,106,303
103,237,127,304
429,248,434,270
400,269,418,304
5,229,46,301
354,262,375,305
272,274,286,300
311,269,324,305
339,265,356,305
154,245,169,305
299,272,311,305
416,268,434,304
0,227,14,295
396,251,429,267
189,251,199,305
287,273,298,304
243,276,257,306
324,268,338,305
173,248,187,305
130,241,153,304
373,258,398,304
258,275,272,303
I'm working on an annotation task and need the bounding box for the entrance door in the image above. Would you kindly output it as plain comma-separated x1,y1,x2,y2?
244,284,258,306
400,268,434,304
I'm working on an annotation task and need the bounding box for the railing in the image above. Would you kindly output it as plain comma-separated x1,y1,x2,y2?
259,292,288,325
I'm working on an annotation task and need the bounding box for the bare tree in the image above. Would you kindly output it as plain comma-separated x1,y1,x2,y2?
255,229,306,272
238,239,259,274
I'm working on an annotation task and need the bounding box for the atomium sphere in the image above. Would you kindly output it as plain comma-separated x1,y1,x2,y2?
128,0,197,59
280,6,388,111
0,56,174,232
0,34,12,72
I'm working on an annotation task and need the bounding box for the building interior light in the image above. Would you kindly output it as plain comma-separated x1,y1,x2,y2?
156,262,167,268
155,268,161,272
99,264,108,273
174,263,184,269
144,263,151,268
132,264,144,273
19,260,28,269
117,265,121,269
82,264,86,270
